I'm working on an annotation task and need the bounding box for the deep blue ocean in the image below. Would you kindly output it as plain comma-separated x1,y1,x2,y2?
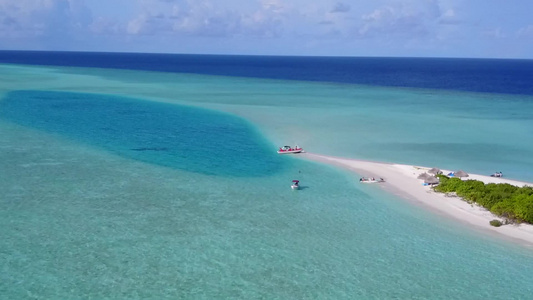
1,50,532,95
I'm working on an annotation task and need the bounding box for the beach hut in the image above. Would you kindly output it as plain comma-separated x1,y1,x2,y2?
424,176,440,185
428,168,442,175
417,173,431,180
454,170,469,178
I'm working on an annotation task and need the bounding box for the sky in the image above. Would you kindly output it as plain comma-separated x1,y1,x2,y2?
0,0,532,58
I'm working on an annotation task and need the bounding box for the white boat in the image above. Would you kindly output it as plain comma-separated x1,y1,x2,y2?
277,145,303,154
359,177,385,183
291,180,300,190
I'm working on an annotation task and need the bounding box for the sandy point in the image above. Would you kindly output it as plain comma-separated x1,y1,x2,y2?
300,152,533,248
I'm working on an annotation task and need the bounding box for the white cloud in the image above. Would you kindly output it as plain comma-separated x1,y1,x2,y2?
89,17,123,35
517,25,533,38
124,0,287,38
438,9,459,24
0,0,92,39
0,0,91,35
357,1,442,38
260,0,288,14
483,28,506,39
0,0,531,58
127,15,148,35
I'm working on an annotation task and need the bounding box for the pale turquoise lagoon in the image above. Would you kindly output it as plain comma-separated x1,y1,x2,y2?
1,64,533,299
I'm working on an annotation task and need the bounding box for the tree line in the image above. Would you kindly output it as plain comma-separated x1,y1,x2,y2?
434,175,533,224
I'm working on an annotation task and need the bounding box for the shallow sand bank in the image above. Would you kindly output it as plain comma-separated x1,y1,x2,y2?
301,152,533,247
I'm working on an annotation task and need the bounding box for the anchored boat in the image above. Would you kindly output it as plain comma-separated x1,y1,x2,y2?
359,177,385,183
291,180,300,190
277,145,303,154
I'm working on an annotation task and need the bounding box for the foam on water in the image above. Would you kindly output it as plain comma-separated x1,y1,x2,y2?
2,64,533,298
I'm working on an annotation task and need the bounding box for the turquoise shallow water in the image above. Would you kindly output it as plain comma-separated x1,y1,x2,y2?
0,90,285,177
1,64,533,298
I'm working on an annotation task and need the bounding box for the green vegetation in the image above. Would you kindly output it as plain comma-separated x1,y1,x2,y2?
490,220,503,227
434,175,533,224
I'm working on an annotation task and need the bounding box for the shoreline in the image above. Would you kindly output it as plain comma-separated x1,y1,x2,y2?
300,152,533,248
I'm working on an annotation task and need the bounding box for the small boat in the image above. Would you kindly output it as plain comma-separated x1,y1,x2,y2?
359,177,385,183
490,172,503,178
291,180,300,190
277,145,303,154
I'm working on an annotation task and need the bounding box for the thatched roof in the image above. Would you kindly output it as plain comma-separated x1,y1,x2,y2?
417,173,431,180
428,168,442,175
454,170,469,178
424,176,440,184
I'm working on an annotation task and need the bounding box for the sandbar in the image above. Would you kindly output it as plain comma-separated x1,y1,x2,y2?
301,152,533,247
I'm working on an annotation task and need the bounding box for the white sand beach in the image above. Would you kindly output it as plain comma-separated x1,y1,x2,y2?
302,152,533,246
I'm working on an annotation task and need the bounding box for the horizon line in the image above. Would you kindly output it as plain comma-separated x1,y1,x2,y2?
1,49,532,61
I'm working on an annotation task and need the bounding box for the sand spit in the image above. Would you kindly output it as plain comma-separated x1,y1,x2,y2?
302,152,533,247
